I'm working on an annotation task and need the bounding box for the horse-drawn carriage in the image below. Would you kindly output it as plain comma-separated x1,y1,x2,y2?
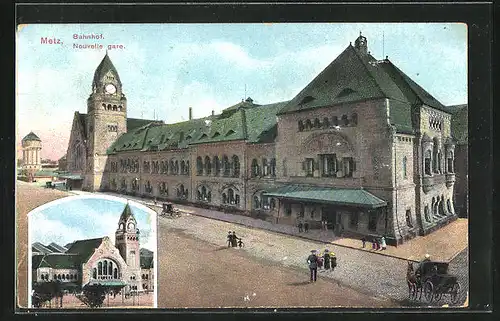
160,202,181,218
407,260,461,304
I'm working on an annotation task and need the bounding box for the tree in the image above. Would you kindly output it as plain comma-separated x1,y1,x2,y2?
31,281,63,308
80,284,108,308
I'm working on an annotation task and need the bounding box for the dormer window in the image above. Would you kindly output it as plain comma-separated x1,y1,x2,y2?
212,132,220,138
226,129,235,136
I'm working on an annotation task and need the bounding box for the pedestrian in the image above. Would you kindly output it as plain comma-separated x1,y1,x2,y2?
307,250,318,282
227,231,233,248
371,238,376,249
154,197,157,206
304,221,309,233
377,238,383,250
238,238,244,248
331,252,337,271
231,231,238,247
361,237,366,248
298,221,303,233
323,249,331,270
381,236,387,250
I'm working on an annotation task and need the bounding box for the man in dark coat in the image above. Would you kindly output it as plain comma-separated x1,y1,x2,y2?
323,249,331,270
331,253,337,271
298,221,303,233
227,231,233,248
231,231,239,247
307,250,319,282
304,221,309,233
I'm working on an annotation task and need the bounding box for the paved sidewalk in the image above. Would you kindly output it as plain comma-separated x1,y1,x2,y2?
93,191,467,263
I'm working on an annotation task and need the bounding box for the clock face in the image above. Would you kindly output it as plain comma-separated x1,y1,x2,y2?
128,222,135,230
105,84,116,94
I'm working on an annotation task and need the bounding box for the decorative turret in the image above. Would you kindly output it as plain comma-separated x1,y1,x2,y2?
354,32,368,55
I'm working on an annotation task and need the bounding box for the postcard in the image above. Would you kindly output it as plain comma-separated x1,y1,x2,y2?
16,23,468,309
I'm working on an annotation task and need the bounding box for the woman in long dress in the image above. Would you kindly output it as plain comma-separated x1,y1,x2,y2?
323,249,331,270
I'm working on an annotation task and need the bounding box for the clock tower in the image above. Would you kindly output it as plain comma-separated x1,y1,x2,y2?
115,203,141,291
85,52,127,191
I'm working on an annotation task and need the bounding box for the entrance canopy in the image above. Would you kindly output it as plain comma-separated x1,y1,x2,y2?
58,174,84,180
85,280,127,288
264,185,387,209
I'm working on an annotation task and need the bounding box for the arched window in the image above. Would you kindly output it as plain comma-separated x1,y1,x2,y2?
109,261,113,275
213,156,220,176
196,156,203,175
424,150,432,176
223,155,230,176
175,160,179,174
66,274,70,280
205,156,212,175
322,117,329,128
402,156,407,179
232,155,240,177
222,193,227,204
103,261,108,275
305,119,312,130
228,189,235,204
262,159,269,176
251,159,260,177
342,114,349,126
181,160,186,174
351,113,358,126
314,118,321,128
113,268,118,279
298,120,304,132
201,186,207,200
62,274,66,280
270,158,276,177
98,262,102,275
433,137,439,174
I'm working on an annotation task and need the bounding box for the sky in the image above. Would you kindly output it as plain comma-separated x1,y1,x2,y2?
16,23,467,160
29,196,157,251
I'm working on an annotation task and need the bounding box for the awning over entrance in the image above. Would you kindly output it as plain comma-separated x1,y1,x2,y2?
85,280,127,287
263,185,387,209
58,174,84,180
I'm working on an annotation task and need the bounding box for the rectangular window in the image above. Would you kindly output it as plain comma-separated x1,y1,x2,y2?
321,154,337,177
343,157,354,177
305,158,314,176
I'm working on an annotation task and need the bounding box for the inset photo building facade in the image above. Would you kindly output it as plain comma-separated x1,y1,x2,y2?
65,34,461,245
31,202,155,295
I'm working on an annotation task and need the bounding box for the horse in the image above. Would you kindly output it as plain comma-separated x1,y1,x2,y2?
406,261,420,300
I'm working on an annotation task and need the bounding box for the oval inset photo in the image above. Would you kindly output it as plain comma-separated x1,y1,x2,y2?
28,195,157,309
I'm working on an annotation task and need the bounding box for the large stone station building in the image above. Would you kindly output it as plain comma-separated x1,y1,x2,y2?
65,33,459,245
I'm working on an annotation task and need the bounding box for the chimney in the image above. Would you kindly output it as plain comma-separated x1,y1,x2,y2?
211,110,215,116
189,107,193,120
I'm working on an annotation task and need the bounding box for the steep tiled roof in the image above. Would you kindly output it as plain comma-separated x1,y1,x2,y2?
93,53,121,85
46,242,68,253
119,203,135,221
264,185,387,208
66,237,104,263
107,100,288,154
446,104,468,144
22,131,41,142
32,242,53,255
32,253,81,269
279,43,448,133
140,255,154,269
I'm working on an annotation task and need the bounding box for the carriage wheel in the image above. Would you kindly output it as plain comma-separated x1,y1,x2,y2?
409,283,418,300
423,281,434,303
450,283,461,304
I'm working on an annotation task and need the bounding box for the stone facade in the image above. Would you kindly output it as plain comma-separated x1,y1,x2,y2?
65,34,461,245
32,205,153,294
